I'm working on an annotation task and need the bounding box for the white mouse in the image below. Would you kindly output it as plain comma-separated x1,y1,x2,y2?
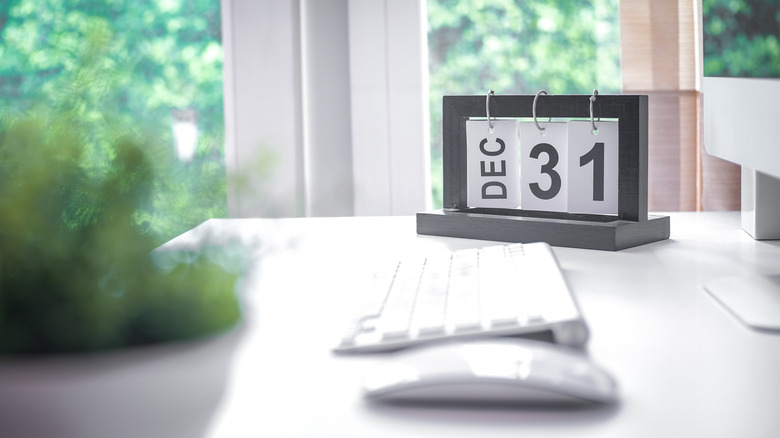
363,338,618,405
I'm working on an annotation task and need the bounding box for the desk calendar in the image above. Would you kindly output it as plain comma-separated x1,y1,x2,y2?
417,91,670,251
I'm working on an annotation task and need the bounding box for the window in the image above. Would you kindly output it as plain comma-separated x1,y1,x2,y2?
427,0,622,208
0,0,226,244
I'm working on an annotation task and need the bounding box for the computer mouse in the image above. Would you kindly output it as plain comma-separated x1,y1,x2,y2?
363,338,618,405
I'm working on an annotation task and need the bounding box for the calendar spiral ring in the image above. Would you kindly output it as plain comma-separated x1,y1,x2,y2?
590,89,600,133
533,90,549,133
486,90,496,132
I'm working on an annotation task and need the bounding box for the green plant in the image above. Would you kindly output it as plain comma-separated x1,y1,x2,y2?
0,10,245,353
0,111,243,355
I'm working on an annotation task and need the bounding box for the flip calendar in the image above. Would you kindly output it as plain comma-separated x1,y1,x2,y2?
418,90,670,251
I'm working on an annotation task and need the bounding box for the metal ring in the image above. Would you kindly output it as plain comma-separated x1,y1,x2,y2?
486,90,495,131
589,89,599,133
533,90,548,133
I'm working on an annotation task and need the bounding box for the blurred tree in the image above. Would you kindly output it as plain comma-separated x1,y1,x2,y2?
0,0,226,244
0,3,242,354
702,0,780,78
0,92,242,355
427,0,621,207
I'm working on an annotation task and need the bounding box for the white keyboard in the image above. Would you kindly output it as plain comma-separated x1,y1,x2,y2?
335,242,589,353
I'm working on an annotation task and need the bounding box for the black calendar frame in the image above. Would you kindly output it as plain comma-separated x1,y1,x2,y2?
416,93,670,251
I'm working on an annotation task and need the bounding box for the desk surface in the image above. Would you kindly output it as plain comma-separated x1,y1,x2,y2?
2,212,780,438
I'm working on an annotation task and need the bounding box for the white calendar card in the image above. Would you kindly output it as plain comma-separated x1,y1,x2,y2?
466,119,519,208
567,120,619,215
519,121,568,212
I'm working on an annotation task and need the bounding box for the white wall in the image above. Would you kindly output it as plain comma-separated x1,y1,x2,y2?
348,0,432,216
301,0,355,216
222,0,305,218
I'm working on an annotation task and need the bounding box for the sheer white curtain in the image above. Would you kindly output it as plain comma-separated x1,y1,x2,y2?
221,0,430,218
619,0,740,211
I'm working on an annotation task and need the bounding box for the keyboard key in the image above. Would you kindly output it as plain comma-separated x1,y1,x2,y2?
411,256,450,336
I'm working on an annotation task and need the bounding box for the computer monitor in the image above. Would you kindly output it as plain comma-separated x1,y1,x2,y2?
702,0,780,240
701,0,780,332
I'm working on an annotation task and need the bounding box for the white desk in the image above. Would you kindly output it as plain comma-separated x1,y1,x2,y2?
2,212,780,437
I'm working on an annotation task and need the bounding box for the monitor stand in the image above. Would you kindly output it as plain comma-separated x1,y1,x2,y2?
741,168,780,240
704,168,780,332
705,275,780,332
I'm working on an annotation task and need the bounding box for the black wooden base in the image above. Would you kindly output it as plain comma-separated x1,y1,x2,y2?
416,209,670,251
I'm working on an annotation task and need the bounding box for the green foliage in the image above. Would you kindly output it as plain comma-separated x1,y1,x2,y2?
0,6,241,354
427,0,621,207
702,0,780,78
0,0,226,243
0,111,242,355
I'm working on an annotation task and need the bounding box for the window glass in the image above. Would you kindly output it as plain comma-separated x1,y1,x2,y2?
702,0,780,78
0,0,225,244
427,0,621,208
